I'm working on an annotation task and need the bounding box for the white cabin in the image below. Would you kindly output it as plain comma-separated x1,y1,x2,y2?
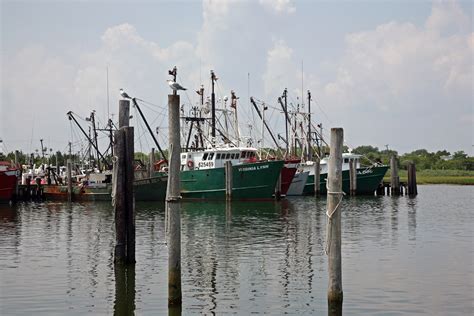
302,153,362,175
181,147,258,171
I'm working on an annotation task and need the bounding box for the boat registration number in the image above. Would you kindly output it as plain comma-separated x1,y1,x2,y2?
198,161,214,168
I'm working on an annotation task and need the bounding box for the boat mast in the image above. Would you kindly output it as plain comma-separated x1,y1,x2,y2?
250,97,281,151
307,90,312,161
89,111,101,171
67,111,111,169
130,98,167,163
211,70,217,143
278,88,290,157
231,90,240,147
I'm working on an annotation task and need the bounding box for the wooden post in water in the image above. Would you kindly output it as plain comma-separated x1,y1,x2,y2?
149,148,155,176
225,161,233,201
407,162,418,196
326,128,344,306
167,93,182,306
314,158,321,197
390,156,400,196
67,159,72,202
114,99,135,264
349,160,357,196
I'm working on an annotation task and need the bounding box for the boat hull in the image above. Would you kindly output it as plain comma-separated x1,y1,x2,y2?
0,170,18,203
286,171,310,196
180,160,285,200
302,166,389,195
43,174,168,201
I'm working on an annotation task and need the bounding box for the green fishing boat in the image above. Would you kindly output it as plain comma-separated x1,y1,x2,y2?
301,153,389,195
180,147,284,200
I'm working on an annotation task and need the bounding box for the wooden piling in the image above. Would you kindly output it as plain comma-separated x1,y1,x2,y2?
149,148,155,176
113,127,135,264
119,100,130,128
326,128,344,305
314,158,321,197
349,160,357,196
67,159,72,202
407,162,418,196
225,160,233,201
390,156,400,196
167,94,182,306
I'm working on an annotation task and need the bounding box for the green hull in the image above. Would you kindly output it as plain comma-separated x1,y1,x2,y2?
180,160,285,200
134,175,167,201
302,166,389,195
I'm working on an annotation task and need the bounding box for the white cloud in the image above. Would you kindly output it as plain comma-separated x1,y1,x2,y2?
262,39,295,97
259,0,296,15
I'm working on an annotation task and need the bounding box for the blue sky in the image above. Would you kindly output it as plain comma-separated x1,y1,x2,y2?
1,0,472,155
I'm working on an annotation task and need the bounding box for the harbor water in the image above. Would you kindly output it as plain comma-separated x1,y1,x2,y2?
0,185,472,315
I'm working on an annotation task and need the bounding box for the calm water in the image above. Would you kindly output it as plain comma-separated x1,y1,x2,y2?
0,185,472,315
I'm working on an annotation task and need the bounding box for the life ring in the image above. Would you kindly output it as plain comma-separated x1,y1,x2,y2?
187,160,194,169
153,159,168,171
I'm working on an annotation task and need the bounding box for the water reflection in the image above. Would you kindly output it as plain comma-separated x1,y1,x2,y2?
407,197,417,241
1,186,472,315
114,264,136,316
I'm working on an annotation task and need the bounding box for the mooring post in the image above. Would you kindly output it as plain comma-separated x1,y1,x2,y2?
225,160,233,201
314,158,321,197
114,99,135,264
390,156,400,196
167,93,182,306
407,162,418,196
349,160,357,196
124,127,135,263
14,150,19,198
326,128,344,306
67,159,72,202
119,99,130,128
149,148,155,177
274,172,282,200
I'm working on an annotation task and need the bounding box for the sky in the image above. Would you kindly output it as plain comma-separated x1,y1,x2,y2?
1,0,473,156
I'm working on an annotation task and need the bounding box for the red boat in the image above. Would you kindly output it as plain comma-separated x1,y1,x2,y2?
280,159,300,196
0,161,19,203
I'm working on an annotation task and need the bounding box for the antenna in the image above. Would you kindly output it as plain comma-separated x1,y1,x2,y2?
106,66,110,120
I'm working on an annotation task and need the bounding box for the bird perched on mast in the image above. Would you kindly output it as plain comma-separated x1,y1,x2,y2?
119,88,131,99
167,80,187,91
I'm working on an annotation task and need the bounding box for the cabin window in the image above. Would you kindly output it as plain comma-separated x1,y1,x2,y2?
225,153,231,159
241,151,247,158
216,153,221,159
344,158,349,163
235,153,240,159
208,153,214,160
203,153,209,160
181,154,186,159
250,152,255,158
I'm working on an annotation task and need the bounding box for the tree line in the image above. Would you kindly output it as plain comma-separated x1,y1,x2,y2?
352,146,473,171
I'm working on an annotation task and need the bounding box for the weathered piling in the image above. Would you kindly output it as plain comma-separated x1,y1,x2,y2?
326,128,344,305
225,161,233,201
349,160,357,196
67,159,72,202
119,99,130,128
167,94,182,306
149,148,155,176
114,99,135,264
390,156,400,196
407,162,418,196
314,158,321,197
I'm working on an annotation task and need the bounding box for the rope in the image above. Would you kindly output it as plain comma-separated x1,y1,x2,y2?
325,182,345,255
